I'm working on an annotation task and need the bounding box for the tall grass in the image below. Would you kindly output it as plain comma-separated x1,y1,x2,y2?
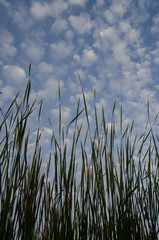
0,69,158,239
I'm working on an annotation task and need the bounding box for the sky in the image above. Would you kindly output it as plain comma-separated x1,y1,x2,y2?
1,0,159,172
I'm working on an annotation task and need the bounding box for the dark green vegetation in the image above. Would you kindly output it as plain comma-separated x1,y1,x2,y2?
0,71,159,239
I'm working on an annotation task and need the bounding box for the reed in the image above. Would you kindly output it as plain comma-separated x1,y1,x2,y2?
0,68,158,239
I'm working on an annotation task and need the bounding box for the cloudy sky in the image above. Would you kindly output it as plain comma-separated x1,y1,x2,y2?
1,0,159,167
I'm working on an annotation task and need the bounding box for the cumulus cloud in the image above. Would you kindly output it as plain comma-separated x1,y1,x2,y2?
73,54,81,63
74,69,85,81
119,20,131,33
88,75,105,93
82,48,98,67
69,13,92,34
139,89,155,102
0,0,10,8
66,30,74,39
41,127,53,138
38,62,54,75
3,65,26,84
30,2,50,19
137,67,151,83
68,0,87,6
62,106,71,122
0,1,33,29
104,10,116,24
113,41,128,63
50,41,73,60
21,41,44,62
34,77,64,102
0,30,16,59
96,0,105,7
52,18,68,34
3,2,32,30
51,106,71,124
100,26,119,44
38,78,58,99
153,57,159,65
127,28,141,44
110,0,129,18
0,84,15,102
30,1,68,19
151,13,159,33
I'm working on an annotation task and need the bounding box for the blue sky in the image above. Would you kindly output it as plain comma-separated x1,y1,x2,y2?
1,0,159,171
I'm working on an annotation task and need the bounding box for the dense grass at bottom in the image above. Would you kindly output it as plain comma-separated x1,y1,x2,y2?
0,76,159,239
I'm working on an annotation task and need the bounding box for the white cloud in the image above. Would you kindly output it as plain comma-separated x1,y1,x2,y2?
50,41,73,60
113,41,129,64
35,77,64,102
151,45,159,57
73,54,81,63
52,18,68,33
137,47,146,58
21,41,44,62
0,84,16,103
41,127,53,138
82,48,98,67
119,20,131,33
96,97,108,112
51,108,58,119
0,30,16,58
0,80,3,88
0,44,16,59
100,26,119,44
68,0,87,6
12,4,33,29
89,75,105,93
30,2,50,19
51,106,71,123
104,10,116,24
30,1,68,19
151,13,159,33
66,30,74,39
137,67,151,83
38,62,54,74
153,57,159,65
62,106,71,122
96,0,105,7
69,14,92,34
139,89,154,101
0,0,10,8
3,65,26,84
111,4,124,17
110,0,129,18
0,1,33,29
74,69,85,81
37,78,58,100
127,28,140,44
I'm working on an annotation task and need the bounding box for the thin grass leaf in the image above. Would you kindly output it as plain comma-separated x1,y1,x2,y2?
66,107,84,135
147,98,150,121
29,63,31,76
120,103,122,133
78,72,91,135
112,98,116,118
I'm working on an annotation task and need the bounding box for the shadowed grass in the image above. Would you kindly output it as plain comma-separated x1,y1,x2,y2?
0,69,158,239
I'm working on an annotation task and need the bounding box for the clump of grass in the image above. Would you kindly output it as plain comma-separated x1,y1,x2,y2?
0,67,158,239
